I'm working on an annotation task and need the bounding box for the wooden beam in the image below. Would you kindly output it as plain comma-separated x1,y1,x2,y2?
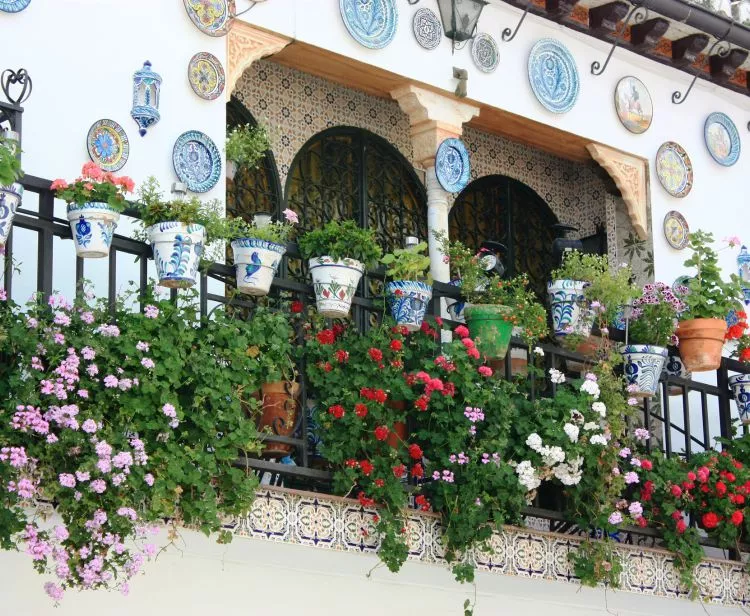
671,33,710,67
709,48,749,83
630,18,670,51
588,1,630,35
545,0,581,20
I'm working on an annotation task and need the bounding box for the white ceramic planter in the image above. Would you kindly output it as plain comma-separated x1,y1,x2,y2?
547,279,592,337
67,202,120,259
662,355,692,396
621,344,668,397
385,280,432,331
729,374,750,425
0,183,22,247
226,160,238,181
231,237,286,296
309,256,364,318
147,222,205,288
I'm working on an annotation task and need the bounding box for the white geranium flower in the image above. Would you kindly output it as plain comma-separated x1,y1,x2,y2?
525,433,543,452
589,433,608,446
563,423,580,443
583,421,599,431
533,347,544,356
549,368,566,384
591,401,606,417
580,379,600,399
540,445,565,466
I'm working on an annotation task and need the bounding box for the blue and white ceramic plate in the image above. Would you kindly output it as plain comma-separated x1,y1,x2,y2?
435,138,471,193
471,33,499,73
412,7,441,50
0,0,30,13
172,131,221,193
340,0,397,49
704,112,740,167
528,38,579,114
87,119,129,172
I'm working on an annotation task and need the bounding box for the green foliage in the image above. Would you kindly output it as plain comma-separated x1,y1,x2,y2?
570,539,622,587
298,219,382,266
628,282,683,347
381,242,432,282
221,215,296,245
0,134,23,187
225,123,271,168
680,230,745,320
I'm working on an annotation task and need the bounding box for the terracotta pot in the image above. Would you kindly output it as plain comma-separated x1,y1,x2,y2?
258,381,300,458
491,355,528,377
677,318,727,372
566,335,603,373
386,400,407,449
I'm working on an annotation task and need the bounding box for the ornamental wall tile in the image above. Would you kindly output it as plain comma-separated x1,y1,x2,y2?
340,505,380,553
249,489,293,541
428,519,449,564
511,533,549,578
473,529,509,574
728,564,750,605
294,496,339,548
549,537,580,584
624,551,659,594
694,561,727,603
405,513,428,560
659,556,693,600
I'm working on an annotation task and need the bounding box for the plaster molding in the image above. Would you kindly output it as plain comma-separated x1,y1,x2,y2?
227,21,292,101
390,85,480,167
587,143,649,240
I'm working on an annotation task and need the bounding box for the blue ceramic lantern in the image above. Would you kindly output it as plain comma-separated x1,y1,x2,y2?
738,245,750,305
130,61,162,137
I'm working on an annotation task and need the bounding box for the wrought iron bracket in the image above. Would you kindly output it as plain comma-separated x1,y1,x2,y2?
1,68,32,106
501,3,531,43
672,24,733,105
590,0,648,76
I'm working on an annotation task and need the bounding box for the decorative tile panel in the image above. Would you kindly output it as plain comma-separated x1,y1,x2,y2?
228,487,750,608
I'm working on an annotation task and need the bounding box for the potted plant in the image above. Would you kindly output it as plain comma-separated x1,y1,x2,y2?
225,123,271,181
439,234,548,359
676,231,745,371
622,282,684,397
298,219,382,318
224,208,298,296
135,177,224,288
381,241,432,331
0,130,24,247
50,162,132,258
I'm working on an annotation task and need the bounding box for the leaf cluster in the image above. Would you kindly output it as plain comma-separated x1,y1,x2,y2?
0,133,23,187
225,123,271,168
221,215,295,245
381,242,432,282
298,219,382,266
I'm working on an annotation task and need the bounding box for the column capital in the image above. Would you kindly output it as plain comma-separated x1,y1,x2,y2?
227,21,292,101
390,84,480,167
587,143,649,240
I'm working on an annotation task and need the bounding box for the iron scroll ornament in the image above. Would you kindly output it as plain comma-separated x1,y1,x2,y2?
1,68,32,105
672,24,733,105
590,0,649,76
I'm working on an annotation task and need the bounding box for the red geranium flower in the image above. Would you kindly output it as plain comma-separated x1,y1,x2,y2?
415,494,430,511
324,362,333,372
467,347,480,360
670,485,682,498
358,491,375,507
414,395,429,411
702,512,719,529
290,300,303,314
408,444,423,460
360,460,374,476
328,404,345,419
374,478,385,488
354,403,369,418
390,339,403,352
373,389,387,404
411,463,424,479
478,366,493,377
368,348,383,362
335,349,349,363
637,517,648,528
374,425,389,441
345,458,358,468
316,329,335,345
731,510,744,526
641,459,653,471
332,323,345,337
454,325,469,338
716,481,727,496
392,464,406,479
676,519,687,534
442,382,456,397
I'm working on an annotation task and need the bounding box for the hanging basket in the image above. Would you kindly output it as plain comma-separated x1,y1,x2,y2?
385,280,432,331
231,238,286,296
463,304,513,360
67,202,120,259
729,374,750,425
309,256,364,319
547,279,592,337
621,344,668,398
0,183,22,247
147,222,205,288
676,318,727,372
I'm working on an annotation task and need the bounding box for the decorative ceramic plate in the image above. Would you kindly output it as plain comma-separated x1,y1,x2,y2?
188,52,225,100
340,0,397,49
183,0,235,37
528,39,579,114
663,210,689,250
0,0,30,12
412,7,441,50
704,112,740,167
172,131,221,193
656,141,693,198
614,76,652,134
471,33,499,73
435,138,471,193
86,119,129,172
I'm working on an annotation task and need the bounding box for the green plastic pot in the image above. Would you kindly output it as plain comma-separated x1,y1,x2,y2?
463,304,513,360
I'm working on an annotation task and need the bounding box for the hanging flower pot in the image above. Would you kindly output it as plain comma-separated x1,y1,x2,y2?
676,318,727,372
565,334,603,373
231,238,286,296
621,345,668,397
463,304,513,360
662,355,692,396
309,256,364,319
385,280,432,331
66,202,120,259
0,183,22,247
728,374,750,425
147,222,205,288
259,381,300,458
547,279,593,337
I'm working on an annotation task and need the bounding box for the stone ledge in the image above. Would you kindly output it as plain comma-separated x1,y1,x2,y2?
224,487,749,607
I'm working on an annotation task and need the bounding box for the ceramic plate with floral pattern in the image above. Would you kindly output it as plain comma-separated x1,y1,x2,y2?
172,130,221,193
435,138,470,193
183,0,235,37
188,52,225,100
340,0,397,49
656,142,693,198
0,0,30,12
86,119,129,172
528,39,579,114
704,112,740,167
471,33,499,73
663,210,689,250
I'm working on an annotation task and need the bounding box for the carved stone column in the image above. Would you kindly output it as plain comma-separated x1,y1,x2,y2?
390,85,479,292
226,21,292,101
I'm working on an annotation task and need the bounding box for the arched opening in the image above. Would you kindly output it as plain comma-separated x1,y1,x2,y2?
450,175,559,298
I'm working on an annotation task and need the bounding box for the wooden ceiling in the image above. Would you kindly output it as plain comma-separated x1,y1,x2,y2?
272,41,594,163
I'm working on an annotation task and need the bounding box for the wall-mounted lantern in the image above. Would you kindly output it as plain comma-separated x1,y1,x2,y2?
130,61,162,137
436,0,488,44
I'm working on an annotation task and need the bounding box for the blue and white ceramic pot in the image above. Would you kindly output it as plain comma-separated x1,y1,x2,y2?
66,202,120,259
662,354,692,396
547,279,592,337
0,183,22,247
231,238,286,296
386,280,432,331
729,374,750,425
621,344,668,397
147,222,205,288
309,256,365,319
